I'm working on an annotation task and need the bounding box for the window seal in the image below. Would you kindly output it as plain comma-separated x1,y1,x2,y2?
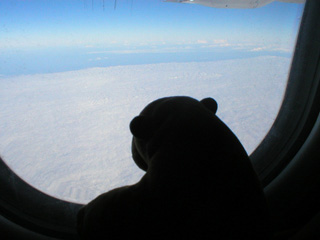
250,0,320,187
0,0,317,238
0,158,81,239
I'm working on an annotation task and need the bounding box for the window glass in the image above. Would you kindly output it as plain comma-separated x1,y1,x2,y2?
0,0,304,203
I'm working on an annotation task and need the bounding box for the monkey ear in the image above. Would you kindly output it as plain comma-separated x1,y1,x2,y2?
130,116,154,140
200,98,218,114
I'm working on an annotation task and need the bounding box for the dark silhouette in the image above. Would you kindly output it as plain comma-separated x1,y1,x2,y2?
77,96,271,239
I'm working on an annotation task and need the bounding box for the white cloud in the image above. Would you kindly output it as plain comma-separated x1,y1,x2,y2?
213,39,228,44
197,40,208,44
197,39,230,47
88,56,109,62
250,45,292,53
270,47,291,53
0,56,291,203
250,47,266,52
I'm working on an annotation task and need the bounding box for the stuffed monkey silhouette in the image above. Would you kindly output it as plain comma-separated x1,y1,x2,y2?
77,96,271,240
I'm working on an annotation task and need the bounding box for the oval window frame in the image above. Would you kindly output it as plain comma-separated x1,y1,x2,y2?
250,0,320,186
1,0,319,238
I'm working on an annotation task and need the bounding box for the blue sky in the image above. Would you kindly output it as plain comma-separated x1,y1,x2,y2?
0,0,304,51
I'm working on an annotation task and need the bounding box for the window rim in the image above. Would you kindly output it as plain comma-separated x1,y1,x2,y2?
0,0,317,238
250,0,320,187
0,158,81,239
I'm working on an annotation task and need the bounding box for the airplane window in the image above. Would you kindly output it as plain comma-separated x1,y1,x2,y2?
0,0,305,204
